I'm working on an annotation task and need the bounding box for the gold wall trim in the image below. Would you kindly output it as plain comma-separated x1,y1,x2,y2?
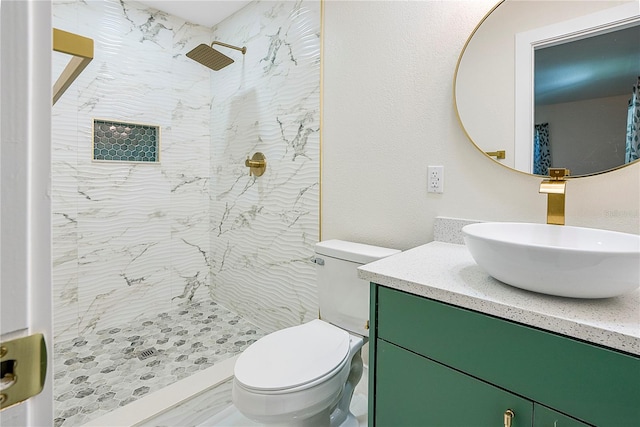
319,0,325,242
52,28,94,105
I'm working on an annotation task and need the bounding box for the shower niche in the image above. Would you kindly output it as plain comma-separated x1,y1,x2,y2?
93,119,159,163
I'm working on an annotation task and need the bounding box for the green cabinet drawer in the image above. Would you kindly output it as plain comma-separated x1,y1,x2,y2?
376,339,533,427
375,286,640,426
534,404,590,427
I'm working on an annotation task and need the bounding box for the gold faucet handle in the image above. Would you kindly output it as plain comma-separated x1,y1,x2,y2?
548,168,570,180
244,152,267,177
485,150,506,159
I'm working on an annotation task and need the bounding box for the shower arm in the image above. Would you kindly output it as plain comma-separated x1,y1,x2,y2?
211,41,247,55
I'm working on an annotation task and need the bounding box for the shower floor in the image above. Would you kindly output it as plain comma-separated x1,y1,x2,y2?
53,299,263,427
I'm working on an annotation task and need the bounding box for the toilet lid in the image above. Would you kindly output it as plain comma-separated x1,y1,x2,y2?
234,319,351,391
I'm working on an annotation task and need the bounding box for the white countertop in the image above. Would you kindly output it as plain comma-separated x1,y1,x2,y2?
358,241,640,356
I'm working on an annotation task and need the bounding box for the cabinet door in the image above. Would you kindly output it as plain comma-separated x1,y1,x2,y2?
375,340,533,427
376,286,640,426
534,405,591,427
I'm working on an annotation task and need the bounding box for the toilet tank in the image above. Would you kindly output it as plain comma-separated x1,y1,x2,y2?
315,240,400,337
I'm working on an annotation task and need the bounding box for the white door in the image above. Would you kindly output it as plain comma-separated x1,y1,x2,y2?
0,0,53,425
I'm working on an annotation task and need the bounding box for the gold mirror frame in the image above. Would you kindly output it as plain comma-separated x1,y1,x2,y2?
454,0,640,178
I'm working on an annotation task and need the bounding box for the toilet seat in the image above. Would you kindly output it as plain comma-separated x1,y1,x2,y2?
234,319,351,392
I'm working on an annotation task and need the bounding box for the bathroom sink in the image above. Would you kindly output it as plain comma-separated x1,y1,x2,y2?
461,222,640,299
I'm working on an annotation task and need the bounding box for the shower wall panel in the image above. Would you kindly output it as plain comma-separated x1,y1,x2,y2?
208,1,321,333
52,0,214,342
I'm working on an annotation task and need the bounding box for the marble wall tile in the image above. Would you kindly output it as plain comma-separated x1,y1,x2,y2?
53,0,84,342
53,0,213,341
208,1,321,333
52,0,320,343
166,14,212,306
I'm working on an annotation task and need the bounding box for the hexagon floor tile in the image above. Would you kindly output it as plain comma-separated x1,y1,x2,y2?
53,299,264,427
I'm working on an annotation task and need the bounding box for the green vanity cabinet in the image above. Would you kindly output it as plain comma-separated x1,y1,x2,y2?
533,405,590,427
369,285,640,427
376,339,534,426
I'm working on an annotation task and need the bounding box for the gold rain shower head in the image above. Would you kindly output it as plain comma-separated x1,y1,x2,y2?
186,41,247,71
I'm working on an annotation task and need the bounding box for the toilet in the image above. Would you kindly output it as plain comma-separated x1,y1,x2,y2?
232,240,400,426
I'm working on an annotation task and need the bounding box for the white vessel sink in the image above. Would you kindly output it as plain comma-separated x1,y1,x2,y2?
462,222,640,299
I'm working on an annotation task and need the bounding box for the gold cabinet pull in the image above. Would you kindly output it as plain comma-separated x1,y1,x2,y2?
504,409,515,427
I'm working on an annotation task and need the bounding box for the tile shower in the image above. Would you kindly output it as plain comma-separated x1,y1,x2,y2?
52,0,320,425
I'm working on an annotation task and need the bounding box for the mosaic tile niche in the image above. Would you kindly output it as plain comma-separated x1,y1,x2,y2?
93,119,159,162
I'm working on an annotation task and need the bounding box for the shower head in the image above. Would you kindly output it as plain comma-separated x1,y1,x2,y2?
186,41,247,71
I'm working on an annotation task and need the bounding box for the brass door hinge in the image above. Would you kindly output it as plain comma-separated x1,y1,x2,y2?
0,333,47,411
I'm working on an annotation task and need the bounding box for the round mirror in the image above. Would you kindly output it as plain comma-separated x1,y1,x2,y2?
455,0,640,177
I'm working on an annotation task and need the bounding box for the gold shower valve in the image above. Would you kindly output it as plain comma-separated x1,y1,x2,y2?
245,152,267,177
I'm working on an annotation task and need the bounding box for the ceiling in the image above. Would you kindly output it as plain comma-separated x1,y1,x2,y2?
137,1,251,27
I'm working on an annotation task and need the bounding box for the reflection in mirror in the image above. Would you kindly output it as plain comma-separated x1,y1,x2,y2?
455,0,640,177
533,24,640,176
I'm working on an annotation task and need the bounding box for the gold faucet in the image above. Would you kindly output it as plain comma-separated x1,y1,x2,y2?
539,168,570,225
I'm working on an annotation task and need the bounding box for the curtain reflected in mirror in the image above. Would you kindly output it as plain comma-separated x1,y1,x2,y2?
626,76,640,163
533,123,551,175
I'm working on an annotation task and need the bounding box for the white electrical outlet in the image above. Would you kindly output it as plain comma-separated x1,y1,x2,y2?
427,166,444,193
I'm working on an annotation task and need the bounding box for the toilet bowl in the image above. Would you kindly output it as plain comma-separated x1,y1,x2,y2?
232,240,400,426
233,319,363,426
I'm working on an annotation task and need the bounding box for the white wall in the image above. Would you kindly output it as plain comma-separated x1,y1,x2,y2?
322,0,639,251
